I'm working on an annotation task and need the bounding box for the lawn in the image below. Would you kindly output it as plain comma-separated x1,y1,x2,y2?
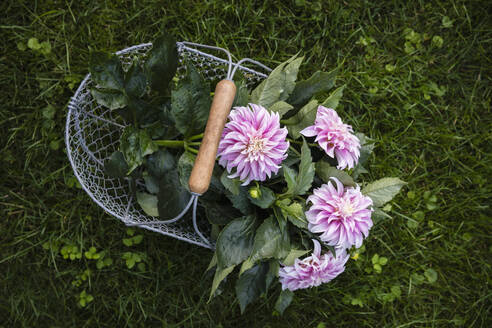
1,0,491,327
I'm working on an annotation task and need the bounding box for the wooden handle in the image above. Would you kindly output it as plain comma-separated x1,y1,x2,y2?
188,80,236,194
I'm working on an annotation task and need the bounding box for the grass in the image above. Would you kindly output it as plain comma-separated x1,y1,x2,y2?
1,0,491,326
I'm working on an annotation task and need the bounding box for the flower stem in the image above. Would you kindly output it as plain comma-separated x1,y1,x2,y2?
287,138,318,147
185,146,199,154
188,133,204,141
289,145,301,157
154,140,185,148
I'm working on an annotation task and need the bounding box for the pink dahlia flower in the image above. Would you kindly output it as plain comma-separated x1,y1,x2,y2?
217,104,289,185
300,106,360,170
279,239,349,291
306,178,373,249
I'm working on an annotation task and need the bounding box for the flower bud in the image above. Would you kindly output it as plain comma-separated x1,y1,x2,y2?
249,187,261,199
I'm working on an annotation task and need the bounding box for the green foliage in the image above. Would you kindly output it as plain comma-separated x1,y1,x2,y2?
274,289,294,315
287,69,338,107
283,99,318,139
283,139,315,196
251,55,303,108
282,249,310,266
119,127,158,174
123,233,144,247
177,151,195,190
321,85,345,109
362,178,407,207
268,101,293,118
157,170,190,220
171,62,211,136
60,244,82,260
315,161,356,186
276,199,308,229
216,216,256,269
220,171,240,195
122,252,143,269
248,185,275,209
78,290,94,308
250,217,290,262
235,262,269,314
144,34,178,92
104,151,129,178
146,149,176,179
370,254,388,274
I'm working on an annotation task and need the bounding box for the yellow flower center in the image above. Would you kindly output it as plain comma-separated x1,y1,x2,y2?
244,136,266,160
339,198,355,218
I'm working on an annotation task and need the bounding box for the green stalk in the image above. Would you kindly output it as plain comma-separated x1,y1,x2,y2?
188,133,204,141
287,138,317,147
154,140,185,148
185,146,199,154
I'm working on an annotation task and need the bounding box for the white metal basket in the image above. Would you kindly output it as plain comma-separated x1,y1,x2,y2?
65,42,269,248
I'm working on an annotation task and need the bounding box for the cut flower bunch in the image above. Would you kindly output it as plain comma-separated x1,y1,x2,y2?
92,32,406,314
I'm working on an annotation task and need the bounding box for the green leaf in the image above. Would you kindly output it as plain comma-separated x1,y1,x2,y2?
283,148,301,167
157,170,190,220
287,69,338,107
136,192,159,217
143,174,159,194
27,37,41,50
362,177,407,207
209,265,235,302
120,127,158,174
411,273,425,285
146,149,176,179
250,55,303,108
177,151,195,191
284,99,318,139
250,217,290,262
220,171,240,195
235,262,269,313
299,138,315,183
315,161,356,187
239,258,255,275
145,34,178,92
122,238,133,247
104,151,129,178
321,85,345,109
269,101,294,118
279,202,308,229
284,139,315,196
265,260,280,290
125,61,147,97
226,187,254,215
171,62,211,136
283,166,297,194
203,200,240,225
441,16,454,28
216,216,256,268
274,289,294,315
89,52,125,90
232,79,249,108
248,186,276,209
356,133,375,166
424,268,438,283
132,235,143,245
206,253,218,272
90,88,127,110
282,248,309,266
372,207,392,224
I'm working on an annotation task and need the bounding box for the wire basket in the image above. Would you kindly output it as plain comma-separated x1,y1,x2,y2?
65,42,269,248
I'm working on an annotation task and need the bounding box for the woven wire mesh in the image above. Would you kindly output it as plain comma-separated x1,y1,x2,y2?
66,42,269,249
